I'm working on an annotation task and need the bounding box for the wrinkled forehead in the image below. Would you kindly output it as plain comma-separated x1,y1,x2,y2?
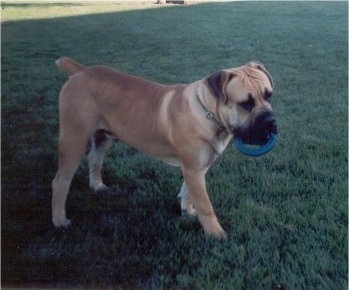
238,66,272,90
227,67,273,101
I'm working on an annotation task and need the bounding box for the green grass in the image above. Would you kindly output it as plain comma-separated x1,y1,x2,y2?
1,1,347,289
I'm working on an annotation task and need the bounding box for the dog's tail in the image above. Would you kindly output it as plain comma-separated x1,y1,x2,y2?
55,56,85,76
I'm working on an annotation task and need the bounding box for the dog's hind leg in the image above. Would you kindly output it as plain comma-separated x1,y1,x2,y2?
88,130,113,192
52,129,90,227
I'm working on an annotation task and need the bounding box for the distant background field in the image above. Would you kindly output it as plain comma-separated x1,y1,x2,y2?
1,1,347,289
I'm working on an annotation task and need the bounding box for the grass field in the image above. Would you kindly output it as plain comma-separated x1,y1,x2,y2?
1,1,348,289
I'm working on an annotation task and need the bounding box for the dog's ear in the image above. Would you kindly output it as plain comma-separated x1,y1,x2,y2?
248,61,274,88
206,70,235,103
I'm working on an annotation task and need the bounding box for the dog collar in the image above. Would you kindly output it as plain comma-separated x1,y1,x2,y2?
196,95,225,131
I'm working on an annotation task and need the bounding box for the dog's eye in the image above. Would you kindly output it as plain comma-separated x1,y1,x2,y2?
240,96,255,112
264,90,272,101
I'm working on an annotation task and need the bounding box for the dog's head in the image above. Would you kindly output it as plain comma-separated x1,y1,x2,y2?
205,61,277,144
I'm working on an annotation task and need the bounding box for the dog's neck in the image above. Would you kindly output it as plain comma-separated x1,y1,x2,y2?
196,94,226,132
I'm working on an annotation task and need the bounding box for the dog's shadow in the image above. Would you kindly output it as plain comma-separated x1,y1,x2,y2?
65,172,192,240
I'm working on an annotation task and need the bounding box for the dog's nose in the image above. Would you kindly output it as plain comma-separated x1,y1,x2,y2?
266,115,277,134
257,112,278,134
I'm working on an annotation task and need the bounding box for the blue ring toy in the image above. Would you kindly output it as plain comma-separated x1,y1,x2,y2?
235,133,277,157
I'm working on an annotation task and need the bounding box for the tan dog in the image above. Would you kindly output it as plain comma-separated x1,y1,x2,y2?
52,57,277,239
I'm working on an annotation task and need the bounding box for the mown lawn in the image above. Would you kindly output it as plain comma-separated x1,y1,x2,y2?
1,1,347,289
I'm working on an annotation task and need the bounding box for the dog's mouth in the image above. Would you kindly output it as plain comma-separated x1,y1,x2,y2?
233,111,278,145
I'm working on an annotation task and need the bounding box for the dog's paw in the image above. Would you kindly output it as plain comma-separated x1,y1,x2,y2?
206,226,227,240
181,207,197,216
52,217,71,228
199,215,227,240
90,183,108,192
202,223,227,240
178,196,196,216
209,228,227,240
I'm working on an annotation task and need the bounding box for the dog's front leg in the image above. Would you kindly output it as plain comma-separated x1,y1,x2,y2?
178,182,196,215
181,168,226,239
